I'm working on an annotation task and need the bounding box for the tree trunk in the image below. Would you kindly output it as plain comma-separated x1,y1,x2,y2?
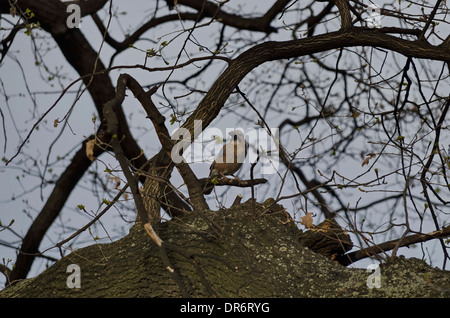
2,200,450,298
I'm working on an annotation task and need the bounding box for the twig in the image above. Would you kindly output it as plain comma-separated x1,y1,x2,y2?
55,184,129,250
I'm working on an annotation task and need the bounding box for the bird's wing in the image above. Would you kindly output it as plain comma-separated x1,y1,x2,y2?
209,141,226,177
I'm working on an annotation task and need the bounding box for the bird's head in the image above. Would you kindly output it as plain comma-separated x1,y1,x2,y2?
229,130,245,143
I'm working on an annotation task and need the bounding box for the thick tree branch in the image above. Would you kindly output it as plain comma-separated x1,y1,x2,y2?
64,0,109,17
200,177,268,195
0,264,11,286
177,0,291,33
337,226,450,266
333,0,352,30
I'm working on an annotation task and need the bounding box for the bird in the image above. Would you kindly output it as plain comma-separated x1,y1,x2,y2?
208,130,247,181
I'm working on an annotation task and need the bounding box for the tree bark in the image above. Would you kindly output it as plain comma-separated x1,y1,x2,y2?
2,200,450,298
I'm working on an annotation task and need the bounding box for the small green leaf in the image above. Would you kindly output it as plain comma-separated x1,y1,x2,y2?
146,48,156,57
169,114,177,125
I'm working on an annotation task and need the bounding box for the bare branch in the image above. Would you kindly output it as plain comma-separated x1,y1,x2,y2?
337,226,450,266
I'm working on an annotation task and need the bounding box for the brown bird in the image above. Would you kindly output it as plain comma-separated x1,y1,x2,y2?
209,130,247,180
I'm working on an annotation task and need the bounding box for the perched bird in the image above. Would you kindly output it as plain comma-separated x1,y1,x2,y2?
209,130,247,180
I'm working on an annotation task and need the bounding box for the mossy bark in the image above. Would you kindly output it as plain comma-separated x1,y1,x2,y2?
2,200,450,298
